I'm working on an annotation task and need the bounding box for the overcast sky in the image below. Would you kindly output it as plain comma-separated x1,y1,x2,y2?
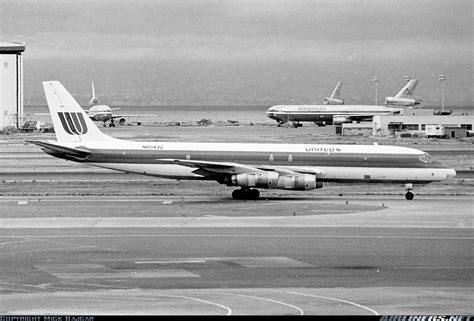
1,0,472,106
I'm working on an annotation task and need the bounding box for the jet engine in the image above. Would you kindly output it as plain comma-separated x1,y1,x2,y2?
323,98,344,105
230,172,322,190
232,172,279,188
118,117,126,125
276,174,323,190
385,97,421,106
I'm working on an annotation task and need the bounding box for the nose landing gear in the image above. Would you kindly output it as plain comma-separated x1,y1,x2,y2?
405,183,414,200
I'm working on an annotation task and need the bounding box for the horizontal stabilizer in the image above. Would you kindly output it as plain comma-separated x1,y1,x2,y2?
27,140,90,158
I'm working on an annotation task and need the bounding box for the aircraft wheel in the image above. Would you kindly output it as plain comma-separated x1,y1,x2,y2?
249,189,260,200
232,189,244,200
405,191,414,200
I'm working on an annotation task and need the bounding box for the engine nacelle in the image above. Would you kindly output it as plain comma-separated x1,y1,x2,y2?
385,97,421,106
277,174,323,190
323,98,344,105
332,116,351,125
232,172,280,188
231,172,323,190
118,117,126,125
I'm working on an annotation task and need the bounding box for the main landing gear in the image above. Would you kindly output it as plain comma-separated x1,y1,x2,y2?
232,188,260,200
405,183,414,200
104,119,116,127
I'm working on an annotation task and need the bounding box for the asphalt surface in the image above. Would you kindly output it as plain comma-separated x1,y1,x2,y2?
0,192,472,315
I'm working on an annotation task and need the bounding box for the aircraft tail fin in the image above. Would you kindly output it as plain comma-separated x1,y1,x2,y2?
323,81,344,105
89,81,99,105
42,81,117,143
330,81,342,99
395,79,418,98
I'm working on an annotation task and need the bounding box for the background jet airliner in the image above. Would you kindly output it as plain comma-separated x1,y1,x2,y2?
322,81,344,105
85,81,123,127
267,79,420,127
85,81,154,127
28,81,455,200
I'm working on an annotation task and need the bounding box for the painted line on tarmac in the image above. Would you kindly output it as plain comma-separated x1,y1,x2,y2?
237,294,304,315
286,291,379,315
156,294,232,315
1,233,472,240
135,260,207,264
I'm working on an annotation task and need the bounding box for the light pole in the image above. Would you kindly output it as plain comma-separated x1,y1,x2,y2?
438,74,446,112
373,76,379,105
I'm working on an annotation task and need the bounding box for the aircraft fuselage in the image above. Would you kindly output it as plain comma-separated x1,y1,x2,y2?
43,140,455,184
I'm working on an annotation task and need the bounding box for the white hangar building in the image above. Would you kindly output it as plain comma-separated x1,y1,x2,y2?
0,42,25,131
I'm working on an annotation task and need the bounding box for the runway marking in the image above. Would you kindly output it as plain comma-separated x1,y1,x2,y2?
286,291,379,315
35,263,200,279
0,246,99,257
0,239,31,247
44,238,119,252
136,257,313,268
136,260,207,264
156,294,232,315
17,201,28,205
237,294,304,315
4,234,472,240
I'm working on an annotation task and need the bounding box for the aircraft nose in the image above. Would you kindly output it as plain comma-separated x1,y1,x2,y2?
446,169,457,179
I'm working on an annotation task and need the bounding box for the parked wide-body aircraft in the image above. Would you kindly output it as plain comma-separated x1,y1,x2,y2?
28,81,456,200
267,79,420,127
82,81,130,127
85,81,153,127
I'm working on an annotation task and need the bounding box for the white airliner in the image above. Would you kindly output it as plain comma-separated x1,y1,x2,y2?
85,81,127,127
322,81,344,105
267,80,420,127
28,81,456,200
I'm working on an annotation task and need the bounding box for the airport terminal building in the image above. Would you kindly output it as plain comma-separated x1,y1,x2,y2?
338,109,474,139
0,41,25,131
372,109,474,138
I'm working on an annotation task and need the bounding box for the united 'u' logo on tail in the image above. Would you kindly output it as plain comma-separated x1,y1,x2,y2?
57,112,88,135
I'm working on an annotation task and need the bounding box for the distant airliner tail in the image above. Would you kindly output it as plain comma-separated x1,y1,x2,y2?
89,81,99,105
330,81,342,99
42,81,116,143
395,79,418,98
323,81,344,105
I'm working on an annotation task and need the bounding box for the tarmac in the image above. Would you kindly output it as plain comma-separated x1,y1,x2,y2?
0,125,473,315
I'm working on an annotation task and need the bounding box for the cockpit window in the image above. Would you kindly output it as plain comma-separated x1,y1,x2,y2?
419,153,432,163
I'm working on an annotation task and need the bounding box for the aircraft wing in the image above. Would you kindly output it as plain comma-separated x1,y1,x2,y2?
158,158,324,178
111,114,157,119
158,159,258,176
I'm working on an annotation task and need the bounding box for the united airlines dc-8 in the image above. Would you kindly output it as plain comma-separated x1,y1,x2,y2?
28,81,455,200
